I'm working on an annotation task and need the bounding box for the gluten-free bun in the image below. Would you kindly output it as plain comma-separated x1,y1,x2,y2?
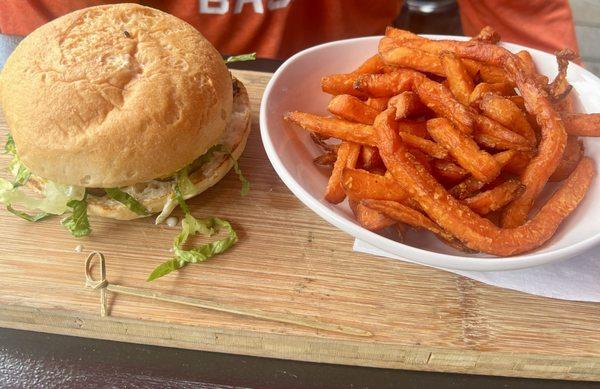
0,3,233,188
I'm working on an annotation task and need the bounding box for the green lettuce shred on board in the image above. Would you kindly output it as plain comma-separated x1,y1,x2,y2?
147,171,238,281
6,205,50,222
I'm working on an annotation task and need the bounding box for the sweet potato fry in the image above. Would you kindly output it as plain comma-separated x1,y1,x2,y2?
562,113,600,136
359,146,384,170
497,55,568,227
446,47,569,227
361,199,459,244
473,115,532,151
462,59,513,85
399,132,448,159
479,93,537,145
285,112,376,146
374,107,595,255
427,118,501,182
554,90,576,114
549,136,584,182
325,142,360,203
508,95,526,110
365,97,390,111
328,95,380,125
469,82,516,106
388,91,427,119
503,150,533,176
516,50,549,87
449,150,517,199
353,70,419,97
378,36,399,54
321,74,361,96
432,160,469,183
320,54,386,95
440,51,474,105
398,120,428,138
516,50,536,75
548,49,577,102
413,76,475,134
380,46,445,76
385,26,425,42
407,149,433,174
342,168,408,202
462,179,525,215
471,26,501,44
348,198,396,231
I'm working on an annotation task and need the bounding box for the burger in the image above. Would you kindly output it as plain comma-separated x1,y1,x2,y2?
0,4,251,240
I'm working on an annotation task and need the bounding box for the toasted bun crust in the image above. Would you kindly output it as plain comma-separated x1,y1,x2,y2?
68,78,249,220
0,3,232,188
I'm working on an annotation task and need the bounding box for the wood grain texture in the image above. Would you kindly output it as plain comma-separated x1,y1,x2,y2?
1,70,600,381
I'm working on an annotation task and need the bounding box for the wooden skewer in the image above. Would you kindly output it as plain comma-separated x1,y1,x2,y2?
84,252,372,337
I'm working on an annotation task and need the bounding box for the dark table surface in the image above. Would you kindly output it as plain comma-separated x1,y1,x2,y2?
1,6,599,387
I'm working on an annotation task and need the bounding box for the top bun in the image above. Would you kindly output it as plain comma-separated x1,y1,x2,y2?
0,3,232,188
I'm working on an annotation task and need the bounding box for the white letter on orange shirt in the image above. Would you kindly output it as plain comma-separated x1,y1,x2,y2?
234,0,264,14
267,0,290,10
199,0,229,14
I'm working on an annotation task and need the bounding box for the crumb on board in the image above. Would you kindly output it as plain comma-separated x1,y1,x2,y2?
74,245,83,253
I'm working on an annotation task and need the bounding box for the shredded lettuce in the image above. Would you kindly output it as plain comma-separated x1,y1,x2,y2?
208,144,250,196
175,166,197,198
225,52,256,64
4,134,30,187
8,156,31,187
4,134,16,154
7,205,50,222
61,197,91,237
147,177,238,281
155,194,176,225
154,144,249,224
0,178,85,215
105,187,149,216
2,135,84,217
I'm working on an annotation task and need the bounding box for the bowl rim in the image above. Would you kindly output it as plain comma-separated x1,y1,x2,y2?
259,35,600,271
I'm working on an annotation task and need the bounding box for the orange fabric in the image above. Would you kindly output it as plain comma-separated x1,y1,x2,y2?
146,1,402,59
0,0,401,59
457,0,579,54
0,0,578,59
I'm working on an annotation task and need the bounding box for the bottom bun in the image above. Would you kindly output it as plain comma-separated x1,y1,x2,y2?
63,77,250,221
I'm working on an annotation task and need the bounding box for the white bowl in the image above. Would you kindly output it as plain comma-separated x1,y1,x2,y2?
260,35,600,271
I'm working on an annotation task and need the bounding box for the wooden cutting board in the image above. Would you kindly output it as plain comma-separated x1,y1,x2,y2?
1,69,600,381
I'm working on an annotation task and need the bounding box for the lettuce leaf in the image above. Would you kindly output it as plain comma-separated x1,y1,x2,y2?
8,156,31,187
0,178,84,215
4,134,16,154
147,178,238,281
61,197,91,237
175,166,196,198
212,144,249,196
105,187,149,216
225,52,256,64
154,194,176,225
147,215,237,281
7,205,50,222
3,134,30,187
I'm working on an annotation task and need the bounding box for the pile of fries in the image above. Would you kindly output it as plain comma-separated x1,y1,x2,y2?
285,27,598,256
